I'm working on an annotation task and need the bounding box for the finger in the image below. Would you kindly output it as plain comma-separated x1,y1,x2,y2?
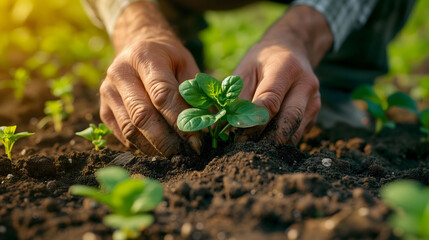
100,80,161,156
235,59,301,141
133,56,203,153
276,91,321,145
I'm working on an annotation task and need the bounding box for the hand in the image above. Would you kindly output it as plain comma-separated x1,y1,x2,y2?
99,2,202,156
233,5,333,145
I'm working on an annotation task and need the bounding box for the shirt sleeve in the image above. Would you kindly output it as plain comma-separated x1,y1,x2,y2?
291,0,378,51
80,0,158,36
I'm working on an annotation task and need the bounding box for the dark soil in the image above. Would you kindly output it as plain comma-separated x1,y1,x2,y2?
0,79,428,240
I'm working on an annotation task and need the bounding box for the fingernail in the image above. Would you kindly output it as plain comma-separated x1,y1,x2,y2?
188,135,202,155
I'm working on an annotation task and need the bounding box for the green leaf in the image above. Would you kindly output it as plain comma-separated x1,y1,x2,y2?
76,126,95,141
3,126,16,135
96,166,131,193
103,214,154,231
196,73,222,101
69,185,112,206
381,180,428,218
131,179,163,213
221,75,243,101
94,123,112,137
352,85,384,106
219,132,229,141
366,100,387,121
420,109,429,129
177,108,216,132
227,99,269,128
179,79,213,109
111,179,146,214
387,92,419,114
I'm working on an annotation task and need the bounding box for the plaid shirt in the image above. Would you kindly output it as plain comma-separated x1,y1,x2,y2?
81,0,378,51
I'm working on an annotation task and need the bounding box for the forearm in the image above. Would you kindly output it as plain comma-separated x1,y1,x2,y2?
112,1,176,52
260,5,333,68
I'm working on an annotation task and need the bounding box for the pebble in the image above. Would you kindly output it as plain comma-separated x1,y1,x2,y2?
181,222,193,238
6,174,13,179
216,232,226,240
20,149,27,156
0,225,6,234
286,229,299,240
322,158,332,167
82,232,99,240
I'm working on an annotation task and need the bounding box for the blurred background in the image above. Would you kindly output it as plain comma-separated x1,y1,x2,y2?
0,0,428,105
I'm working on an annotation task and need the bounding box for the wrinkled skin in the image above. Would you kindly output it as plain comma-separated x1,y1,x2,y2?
99,2,333,156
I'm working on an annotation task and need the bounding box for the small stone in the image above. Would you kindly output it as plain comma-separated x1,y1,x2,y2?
82,232,99,240
286,229,299,240
358,207,369,216
164,234,174,240
0,225,6,234
69,139,75,146
20,149,27,156
322,158,332,167
83,198,98,210
324,219,335,230
181,223,193,238
217,232,226,240
6,174,13,179
196,222,204,230
68,158,73,164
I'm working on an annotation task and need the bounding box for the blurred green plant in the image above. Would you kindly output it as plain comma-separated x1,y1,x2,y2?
37,100,66,132
50,75,74,114
352,85,419,132
70,166,163,240
0,68,30,99
381,180,429,240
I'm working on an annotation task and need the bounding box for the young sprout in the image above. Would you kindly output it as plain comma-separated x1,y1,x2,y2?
419,109,429,141
76,123,112,150
37,100,66,132
177,73,269,148
51,75,74,114
352,85,419,132
0,68,30,100
70,166,163,240
381,180,429,240
0,126,34,159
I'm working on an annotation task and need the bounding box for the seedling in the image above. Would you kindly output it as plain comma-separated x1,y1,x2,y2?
381,180,429,240
419,109,429,141
352,85,419,132
177,73,269,148
76,123,112,150
70,166,163,240
37,100,66,132
51,75,74,114
0,68,30,100
0,126,34,159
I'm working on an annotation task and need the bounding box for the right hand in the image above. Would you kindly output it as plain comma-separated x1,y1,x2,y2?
99,2,202,157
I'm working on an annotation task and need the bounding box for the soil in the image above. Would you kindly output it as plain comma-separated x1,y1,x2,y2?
0,78,428,240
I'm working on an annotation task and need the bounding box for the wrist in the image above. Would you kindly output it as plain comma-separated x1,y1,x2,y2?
260,5,333,67
112,1,177,53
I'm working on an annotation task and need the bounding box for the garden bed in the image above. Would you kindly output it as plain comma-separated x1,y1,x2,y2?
0,79,428,240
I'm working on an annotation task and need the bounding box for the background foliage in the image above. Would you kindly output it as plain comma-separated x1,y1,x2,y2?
0,0,428,99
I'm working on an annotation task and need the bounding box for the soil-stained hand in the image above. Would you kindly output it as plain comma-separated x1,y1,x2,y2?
233,5,333,145
99,2,202,157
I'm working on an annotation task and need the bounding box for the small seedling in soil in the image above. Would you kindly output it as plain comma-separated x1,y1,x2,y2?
352,85,419,132
381,180,429,240
50,75,74,114
76,123,112,150
177,73,269,148
70,166,163,240
0,68,30,100
419,109,429,141
37,100,66,132
0,126,34,159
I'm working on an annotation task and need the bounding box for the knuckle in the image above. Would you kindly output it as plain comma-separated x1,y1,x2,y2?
127,100,152,130
148,80,174,109
120,120,139,142
258,92,283,117
106,61,134,80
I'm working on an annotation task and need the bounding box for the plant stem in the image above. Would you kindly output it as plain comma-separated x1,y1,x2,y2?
375,118,383,133
219,123,231,135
